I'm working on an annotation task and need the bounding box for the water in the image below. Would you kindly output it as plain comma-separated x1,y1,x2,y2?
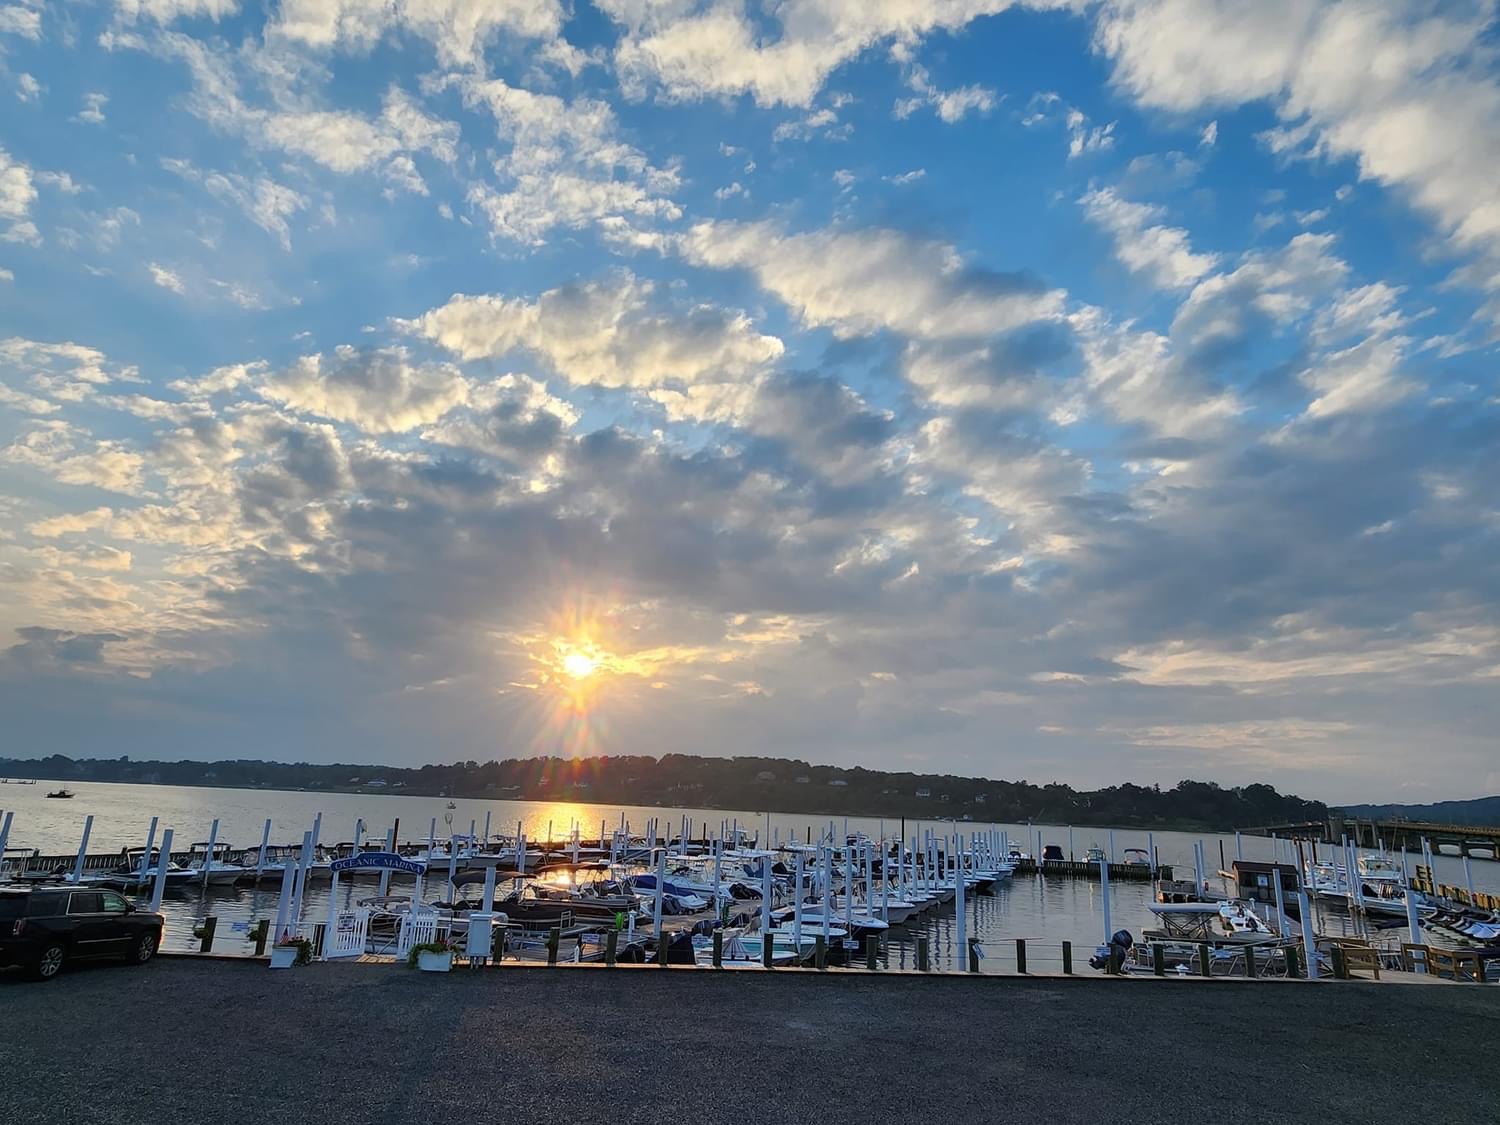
3,779,1495,966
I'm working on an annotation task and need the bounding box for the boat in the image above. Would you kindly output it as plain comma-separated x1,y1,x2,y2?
1307,856,1433,918
45,789,74,799
182,841,250,886
1041,844,1066,862
93,848,198,892
1122,848,1152,867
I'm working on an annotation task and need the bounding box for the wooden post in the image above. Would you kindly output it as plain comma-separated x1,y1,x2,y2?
815,934,827,970
1061,940,1072,975
1286,944,1302,979
547,927,560,966
711,930,722,968
968,939,980,974
762,933,774,969
1152,942,1165,977
916,935,929,972
1015,938,1027,974
1197,943,1211,978
605,929,618,967
251,919,269,956
866,937,879,971
1330,945,1348,980
1245,945,1256,979
196,916,217,953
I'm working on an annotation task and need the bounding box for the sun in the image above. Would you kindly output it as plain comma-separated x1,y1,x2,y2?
562,651,598,679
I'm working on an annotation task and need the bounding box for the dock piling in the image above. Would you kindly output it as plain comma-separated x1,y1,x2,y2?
916,935,928,972
196,916,217,953
606,929,618,967
1197,943,1211,978
1061,941,1072,975
1151,943,1165,977
547,927,560,966
1015,938,1027,974
712,930,722,968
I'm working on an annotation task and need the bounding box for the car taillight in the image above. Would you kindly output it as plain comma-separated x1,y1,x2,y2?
10,919,24,937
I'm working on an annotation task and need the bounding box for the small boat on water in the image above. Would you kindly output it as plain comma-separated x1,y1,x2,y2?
45,789,74,799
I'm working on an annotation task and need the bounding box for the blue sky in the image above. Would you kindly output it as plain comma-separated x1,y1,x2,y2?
1,0,1497,801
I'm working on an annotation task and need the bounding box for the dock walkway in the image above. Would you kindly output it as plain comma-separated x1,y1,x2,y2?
2,959,1495,1125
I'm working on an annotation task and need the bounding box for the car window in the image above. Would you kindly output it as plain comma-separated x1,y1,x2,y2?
68,891,104,915
99,891,130,914
0,897,25,919
26,894,64,917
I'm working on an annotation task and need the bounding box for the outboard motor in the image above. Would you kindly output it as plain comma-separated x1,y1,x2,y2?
1089,929,1134,972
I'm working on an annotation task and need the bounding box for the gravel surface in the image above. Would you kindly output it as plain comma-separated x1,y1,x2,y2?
2,959,1496,1125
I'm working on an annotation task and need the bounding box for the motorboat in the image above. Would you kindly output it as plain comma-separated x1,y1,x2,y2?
93,848,198,892
1041,844,1066,863
1144,900,1280,945
45,789,75,799
1307,856,1432,918
1123,848,1152,867
182,841,249,886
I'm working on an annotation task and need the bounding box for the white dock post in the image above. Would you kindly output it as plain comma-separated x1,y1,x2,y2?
1193,841,1205,892
481,856,497,911
149,828,175,914
954,832,966,972
483,811,492,851
653,846,665,942
377,826,397,896
1108,829,1115,865
1272,867,1288,937
760,851,772,939
1400,849,1422,947
69,815,94,884
321,866,341,960
287,830,313,933
201,818,220,887
447,834,458,891
843,843,854,934
1462,854,1476,902
1236,830,1243,862
1099,854,1112,943
1297,887,1319,979
518,832,526,876
272,843,295,940
141,817,160,885
712,839,723,916
0,811,12,864
1067,826,1073,861
1147,831,1156,876
881,842,890,921
793,852,804,953
255,819,271,880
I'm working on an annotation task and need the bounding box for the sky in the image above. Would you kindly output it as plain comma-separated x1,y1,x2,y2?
0,1,1497,803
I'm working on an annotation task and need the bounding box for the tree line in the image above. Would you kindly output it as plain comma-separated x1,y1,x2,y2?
0,753,1330,831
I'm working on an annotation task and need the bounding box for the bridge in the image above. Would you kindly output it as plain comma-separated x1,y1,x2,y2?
1236,816,1500,860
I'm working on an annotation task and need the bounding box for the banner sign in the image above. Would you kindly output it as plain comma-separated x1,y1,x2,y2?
330,851,426,875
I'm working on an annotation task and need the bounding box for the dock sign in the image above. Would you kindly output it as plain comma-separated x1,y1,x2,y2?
330,851,426,875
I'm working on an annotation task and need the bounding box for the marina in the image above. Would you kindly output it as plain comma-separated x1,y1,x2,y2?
2,780,1498,983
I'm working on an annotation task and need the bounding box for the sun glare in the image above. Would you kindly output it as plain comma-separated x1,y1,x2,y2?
562,650,598,679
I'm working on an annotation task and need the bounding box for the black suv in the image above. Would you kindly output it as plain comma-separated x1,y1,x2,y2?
0,886,164,980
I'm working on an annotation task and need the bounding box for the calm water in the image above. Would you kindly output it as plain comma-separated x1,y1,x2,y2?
3,779,1495,967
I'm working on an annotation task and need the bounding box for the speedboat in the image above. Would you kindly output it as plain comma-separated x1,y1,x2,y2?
93,848,198,892
182,842,249,886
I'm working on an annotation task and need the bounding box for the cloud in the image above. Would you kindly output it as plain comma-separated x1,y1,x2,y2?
407,272,783,390
16,74,42,103
892,59,996,123
681,220,1066,340
163,159,308,250
1080,186,1219,289
1094,0,1500,317
149,263,186,293
602,0,1035,109
114,0,239,21
74,92,109,126
0,147,38,245
0,4,41,39
260,345,471,432
270,0,566,68
4,422,146,493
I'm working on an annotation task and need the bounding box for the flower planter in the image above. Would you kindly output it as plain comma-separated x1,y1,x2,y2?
417,949,453,973
269,945,299,970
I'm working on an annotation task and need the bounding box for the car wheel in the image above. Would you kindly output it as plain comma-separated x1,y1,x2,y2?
131,931,158,964
32,942,66,981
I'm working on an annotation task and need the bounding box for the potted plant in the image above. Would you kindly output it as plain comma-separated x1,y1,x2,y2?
408,938,457,973
270,934,312,969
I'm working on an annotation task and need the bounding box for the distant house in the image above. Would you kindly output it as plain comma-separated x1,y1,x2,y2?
974,793,988,804
364,779,388,788
795,776,811,784
391,781,406,789
756,771,776,782
828,779,848,787
939,794,950,803
915,787,931,798
348,777,363,784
